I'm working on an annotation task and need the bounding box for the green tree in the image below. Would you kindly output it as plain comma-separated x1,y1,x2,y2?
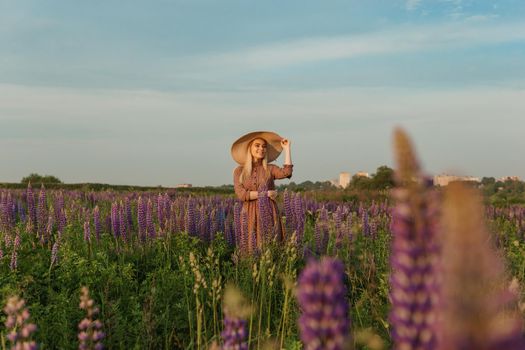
21,173,63,185
350,174,372,190
371,165,395,190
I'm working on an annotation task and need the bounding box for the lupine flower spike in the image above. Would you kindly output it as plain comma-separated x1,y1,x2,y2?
437,183,525,350
78,286,105,350
3,295,38,350
297,257,351,350
389,128,440,350
221,284,251,350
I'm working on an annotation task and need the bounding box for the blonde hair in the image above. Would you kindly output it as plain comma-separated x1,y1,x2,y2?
239,139,270,184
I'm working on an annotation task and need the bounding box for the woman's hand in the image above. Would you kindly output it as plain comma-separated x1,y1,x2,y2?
280,138,291,150
267,190,278,200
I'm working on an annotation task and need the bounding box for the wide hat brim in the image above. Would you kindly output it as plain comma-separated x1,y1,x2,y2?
231,131,283,165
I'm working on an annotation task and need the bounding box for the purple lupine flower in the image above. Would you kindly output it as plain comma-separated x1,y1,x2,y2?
369,220,377,238
361,210,370,237
209,209,218,242
224,216,233,246
124,197,133,231
198,205,208,242
17,200,26,224
4,232,12,249
110,202,120,239
45,213,54,243
53,191,63,225
314,221,323,254
93,206,101,242
389,128,440,350
37,185,48,241
162,193,170,227
437,183,525,350
104,214,111,234
137,197,147,242
157,193,164,231
334,206,343,234
2,192,15,232
217,206,225,235
84,221,91,242
51,239,60,266
119,203,127,242
3,295,38,350
58,207,67,234
283,190,295,234
1,192,7,231
334,208,344,250
297,257,351,350
7,193,15,229
186,198,197,237
222,316,248,350
14,230,21,249
27,183,37,233
233,202,241,247
293,194,305,244
79,286,105,350
221,285,250,350
10,249,17,271
146,199,156,239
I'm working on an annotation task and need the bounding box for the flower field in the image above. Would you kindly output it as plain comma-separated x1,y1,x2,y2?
2,131,525,350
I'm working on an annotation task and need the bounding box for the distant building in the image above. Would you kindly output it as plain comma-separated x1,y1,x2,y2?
355,172,370,178
339,172,351,189
175,183,192,188
499,176,520,182
329,179,340,188
433,174,481,187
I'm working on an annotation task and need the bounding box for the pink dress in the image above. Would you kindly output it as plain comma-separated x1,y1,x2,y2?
233,163,293,251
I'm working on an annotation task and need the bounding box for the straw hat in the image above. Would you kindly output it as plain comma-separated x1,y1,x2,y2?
231,131,284,165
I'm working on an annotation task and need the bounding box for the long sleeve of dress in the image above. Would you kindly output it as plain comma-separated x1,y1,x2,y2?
233,166,251,201
270,164,293,180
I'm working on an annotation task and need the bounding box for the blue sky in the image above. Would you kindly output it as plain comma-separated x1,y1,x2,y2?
1,0,524,186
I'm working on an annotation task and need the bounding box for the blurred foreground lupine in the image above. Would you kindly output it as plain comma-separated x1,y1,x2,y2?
78,287,105,350
437,183,525,350
3,295,38,350
221,284,251,350
388,128,440,350
296,257,351,350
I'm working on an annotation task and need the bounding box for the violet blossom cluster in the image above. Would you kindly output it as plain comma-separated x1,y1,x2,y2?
3,295,38,350
146,198,156,239
78,287,105,350
26,183,37,233
137,197,147,242
93,206,101,242
110,202,119,239
389,128,440,350
297,257,351,350
221,316,248,350
37,185,47,242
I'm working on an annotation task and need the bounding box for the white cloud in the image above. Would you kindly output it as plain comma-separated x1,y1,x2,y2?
183,21,525,73
406,0,422,11
464,14,499,22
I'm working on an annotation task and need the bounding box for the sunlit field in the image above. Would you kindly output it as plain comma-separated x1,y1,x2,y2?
1,131,525,350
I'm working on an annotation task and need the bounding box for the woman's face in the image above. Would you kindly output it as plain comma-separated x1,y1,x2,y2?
250,138,267,161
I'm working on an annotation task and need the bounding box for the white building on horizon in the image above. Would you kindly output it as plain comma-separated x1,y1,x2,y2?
339,172,351,189
433,174,481,187
355,171,370,178
499,176,521,182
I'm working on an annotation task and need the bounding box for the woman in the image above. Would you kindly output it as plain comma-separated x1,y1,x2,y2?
231,131,293,253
